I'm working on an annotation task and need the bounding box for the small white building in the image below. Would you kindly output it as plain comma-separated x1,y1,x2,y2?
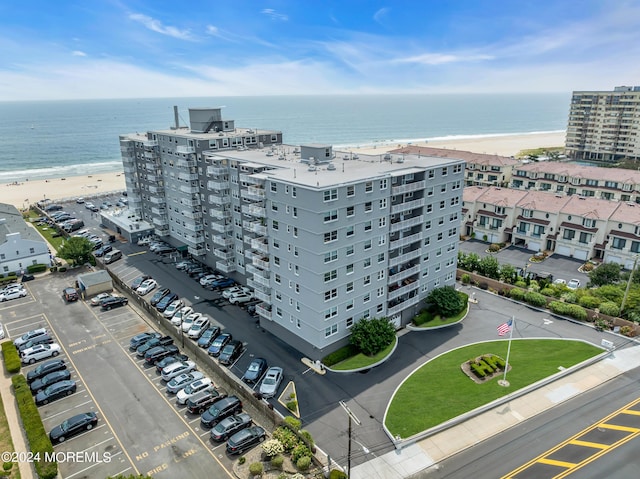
0,204,50,275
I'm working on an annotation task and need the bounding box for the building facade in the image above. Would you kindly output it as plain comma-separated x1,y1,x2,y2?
0,204,50,274
566,86,640,162
121,108,464,356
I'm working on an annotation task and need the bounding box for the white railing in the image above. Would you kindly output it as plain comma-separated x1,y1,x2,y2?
252,274,270,287
179,184,199,194
207,166,227,176
391,180,426,195
188,245,206,256
388,264,420,283
213,249,234,260
387,295,421,316
212,235,233,247
390,198,425,214
175,159,196,168
211,222,232,233
176,145,195,154
390,215,424,233
178,172,199,182
387,281,419,301
253,289,271,303
252,256,270,270
216,260,235,273
389,231,423,249
256,303,272,320
389,249,422,267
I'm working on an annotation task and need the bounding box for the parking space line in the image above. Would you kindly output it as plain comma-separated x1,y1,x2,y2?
65,460,104,479
83,436,115,450
44,400,94,420
112,466,132,477
52,426,109,447
103,316,137,327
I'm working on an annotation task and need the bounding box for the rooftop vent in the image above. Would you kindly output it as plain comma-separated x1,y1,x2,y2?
308,166,317,172
396,157,404,163
327,163,336,171
383,154,392,161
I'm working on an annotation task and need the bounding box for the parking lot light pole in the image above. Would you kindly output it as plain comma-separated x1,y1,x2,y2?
339,400,361,478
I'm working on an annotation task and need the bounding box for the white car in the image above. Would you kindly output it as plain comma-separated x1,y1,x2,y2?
2,283,25,293
163,300,184,319
176,377,213,405
0,288,28,302
21,343,61,364
567,279,581,290
222,286,252,299
553,279,567,286
137,237,152,246
171,306,194,326
13,328,48,349
187,317,210,339
228,291,253,304
161,361,197,381
259,367,283,398
90,292,112,306
0,322,5,340
181,312,202,332
166,371,204,395
136,279,158,295
199,274,223,287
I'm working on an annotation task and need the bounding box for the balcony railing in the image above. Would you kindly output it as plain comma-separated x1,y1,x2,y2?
211,222,232,233
387,294,421,316
178,172,199,182
142,139,158,148
123,166,135,174
216,260,235,273
213,249,234,260
242,186,266,201
208,194,231,204
251,274,270,287
188,245,206,256
175,159,196,169
244,221,267,236
154,226,169,237
183,222,204,232
149,196,165,205
179,184,199,194
389,231,423,250
212,235,233,247
387,281,419,301
207,180,229,190
153,217,168,227
390,198,425,214
389,249,422,267
388,264,420,283
209,207,230,220
176,145,195,154
390,215,424,233
253,289,271,303
256,303,272,320
180,197,201,207
391,180,426,195
252,256,269,270
144,151,157,159
250,237,269,255
239,173,264,185
206,166,227,176
151,207,166,216
181,210,202,220
246,263,270,277
241,204,265,217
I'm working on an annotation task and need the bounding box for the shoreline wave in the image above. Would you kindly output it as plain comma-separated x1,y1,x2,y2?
0,160,123,182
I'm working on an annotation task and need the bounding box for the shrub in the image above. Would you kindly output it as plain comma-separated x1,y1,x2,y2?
283,416,301,432
598,301,620,317
349,316,396,356
238,456,246,465
524,291,547,307
620,325,634,337
296,456,312,471
26,263,48,273
11,375,57,479
262,439,284,457
2,342,21,374
291,443,311,463
427,286,464,317
286,400,298,412
330,470,348,479
58,266,67,272
272,427,299,452
539,287,556,297
413,309,433,326
299,429,315,450
322,344,359,366
291,474,305,479
271,454,284,469
560,292,578,304
509,288,525,301
248,462,263,476
478,282,488,290
488,243,501,252
461,273,470,284
3,462,13,471
514,279,527,288
578,295,601,309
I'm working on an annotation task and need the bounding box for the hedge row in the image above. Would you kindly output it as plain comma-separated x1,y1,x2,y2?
548,301,588,321
323,344,359,367
1,342,21,374
27,264,48,274
11,375,57,479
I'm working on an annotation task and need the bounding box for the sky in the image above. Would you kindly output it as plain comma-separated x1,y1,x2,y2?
2,0,640,101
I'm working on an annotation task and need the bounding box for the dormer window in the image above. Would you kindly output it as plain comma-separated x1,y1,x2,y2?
582,218,596,228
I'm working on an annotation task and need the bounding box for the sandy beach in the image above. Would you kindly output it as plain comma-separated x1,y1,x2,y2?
0,172,126,210
0,131,566,210
352,131,566,157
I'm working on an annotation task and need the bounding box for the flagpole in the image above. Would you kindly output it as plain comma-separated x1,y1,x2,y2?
499,316,514,387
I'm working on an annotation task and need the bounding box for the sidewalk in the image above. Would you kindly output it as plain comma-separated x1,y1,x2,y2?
351,345,640,479
0,354,36,479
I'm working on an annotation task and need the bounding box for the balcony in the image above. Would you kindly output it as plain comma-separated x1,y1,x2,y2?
242,187,266,201
206,166,227,176
181,197,201,207
212,235,233,247
388,264,420,283
151,207,166,216
391,180,426,195
389,231,423,250
153,217,168,227
214,248,234,260
251,237,269,255
209,207,230,220
251,274,270,287
241,204,266,217
252,255,269,270
124,166,135,174
390,215,424,233
149,196,165,205
154,226,169,237
253,289,271,303
188,245,206,256
216,260,235,273
239,174,264,185
389,249,422,267
183,222,204,233
142,139,158,148
387,280,419,301
207,180,229,190
178,172,199,182
175,158,196,169
179,184,199,194
246,263,270,277
390,198,425,214
244,220,267,236
211,222,233,233
183,234,204,246
181,210,202,220
256,303,272,320
148,185,159,194
176,145,195,154
208,194,231,204
144,151,158,159
387,294,421,316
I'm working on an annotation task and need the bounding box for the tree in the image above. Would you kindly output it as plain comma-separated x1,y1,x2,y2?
57,237,94,265
427,286,464,317
477,255,500,279
588,262,621,287
350,317,396,356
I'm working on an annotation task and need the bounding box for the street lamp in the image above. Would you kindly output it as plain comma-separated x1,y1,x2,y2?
339,400,361,478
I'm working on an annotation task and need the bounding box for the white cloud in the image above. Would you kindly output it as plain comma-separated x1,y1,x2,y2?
261,9,288,21
129,13,194,40
72,50,87,57
373,7,390,25
396,52,493,65
205,25,220,36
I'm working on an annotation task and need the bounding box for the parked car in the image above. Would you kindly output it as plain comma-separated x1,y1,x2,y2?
155,353,189,373
228,291,253,305
200,396,243,428
243,358,268,384
144,345,180,365
208,277,235,290
176,260,197,271
166,371,204,395
156,293,179,313
155,245,176,255
208,333,232,357
200,274,223,287
100,296,128,310
170,306,194,326
30,369,72,394
17,334,54,353
136,236,152,246
93,245,113,257
176,377,214,405
49,412,98,444
160,298,182,316
197,327,221,348
210,413,252,442
129,332,162,351
21,273,35,282
0,322,4,340
63,288,79,302
259,367,283,398
75,197,85,204
14,328,48,349
136,279,158,295
181,312,202,333
567,279,581,290
222,286,252,299
226,426,266,455
218,340,244,366
21,343,61,364
137,336,173,357
90,292,112,306
35,380,76,406
26,359,66,384
150,288,171,306
0,287,27,302
187,316,210,339
130,275,151,290
161,361,196,382
187,388,226,415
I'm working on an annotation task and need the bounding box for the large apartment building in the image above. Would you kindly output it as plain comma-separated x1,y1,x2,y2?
566,86,640,162
120,108,464,356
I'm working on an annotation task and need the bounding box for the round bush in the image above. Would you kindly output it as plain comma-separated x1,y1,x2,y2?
578,295,601,309
524,291,547,307
598,301,620,317
271,454,284,469
291,443,311,462
509,288,525,301
249,462,263,476
461,274,470,284
296,455,311,471
3,462,13,471
330,470,348,479
283,416,301,431
238,456,246,465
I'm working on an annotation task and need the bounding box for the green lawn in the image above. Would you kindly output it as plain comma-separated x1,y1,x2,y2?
414,303,468,327
330,338,397,370
0,383,21,478
24,210,65,250
385,339,602,438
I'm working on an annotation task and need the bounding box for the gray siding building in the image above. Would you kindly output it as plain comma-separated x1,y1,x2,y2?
121,108,464,357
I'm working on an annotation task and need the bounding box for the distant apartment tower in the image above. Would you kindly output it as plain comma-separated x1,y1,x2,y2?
566,86,640,162
120,108,464,357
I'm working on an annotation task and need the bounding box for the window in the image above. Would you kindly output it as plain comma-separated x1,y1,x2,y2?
378,235,386,246
377,287,385,297
346,300,354,311
364,240,372,250
365,202,373,212
29,248,35,254
364,221,372,232
380,179,388,189
324,230,338,243
274,273,281,284
324,270,337,282
563,229,576,240
438,216,445,225
377,252,385,263
377,270,385,280
437,232,443,241
346,245,354,256
270,183,277,192
324,189,338,202
324,307,338,320
579,232,592,244
365,181,373,192
293,227,298,237
439,200,446,209
364,275,371,285
346,282,354,292
346,226,355,237
379,217,386,228
292,187,297,198
364,258,371,268
294,246,299,257
274,256,280,266
325,324,338,337
271,202,279,212
379,198,387,209
377,304,384,313
442,167,448,176
324,250,338,263
292,207,297,218
363,293,371,303
347,206,355,217
324,289,337,301
275,291,282,301
346,264,354,274
272,220,279,230
346,317,354,328
324,210,338,222
347,185,355,197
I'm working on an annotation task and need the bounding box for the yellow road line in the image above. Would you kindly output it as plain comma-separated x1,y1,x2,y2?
569,439,608,449
538,458,575,468
598,423,640,433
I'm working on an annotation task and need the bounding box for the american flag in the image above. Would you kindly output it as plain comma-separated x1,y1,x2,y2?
497,319,513,336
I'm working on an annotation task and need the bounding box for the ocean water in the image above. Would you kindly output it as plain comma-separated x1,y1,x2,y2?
0,93,570,182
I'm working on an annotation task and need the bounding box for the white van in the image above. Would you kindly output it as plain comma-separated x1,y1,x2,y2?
103,249,122,264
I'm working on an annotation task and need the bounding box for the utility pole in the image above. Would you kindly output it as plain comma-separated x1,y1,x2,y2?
339,400,361,478
621,256,638,315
